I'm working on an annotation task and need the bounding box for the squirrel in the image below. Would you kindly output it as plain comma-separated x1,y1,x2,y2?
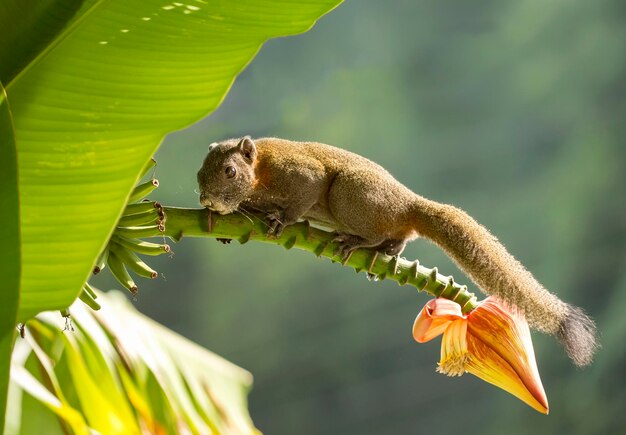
197,136,598,367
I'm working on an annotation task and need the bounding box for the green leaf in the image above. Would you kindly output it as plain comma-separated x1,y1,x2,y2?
1,0,342,321
10,365,89,434
0,81,20,431
60,332,140,434
8,290,257,434
12,327,91,434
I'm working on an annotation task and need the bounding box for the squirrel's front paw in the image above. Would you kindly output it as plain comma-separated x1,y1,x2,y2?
266,211,284,238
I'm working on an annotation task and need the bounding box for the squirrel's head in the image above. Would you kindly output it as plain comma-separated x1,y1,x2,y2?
197,136,258,214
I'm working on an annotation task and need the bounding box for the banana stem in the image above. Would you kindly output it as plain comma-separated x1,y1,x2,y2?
148,207,479,313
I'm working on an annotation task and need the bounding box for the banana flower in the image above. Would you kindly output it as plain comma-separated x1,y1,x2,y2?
413,297,549,414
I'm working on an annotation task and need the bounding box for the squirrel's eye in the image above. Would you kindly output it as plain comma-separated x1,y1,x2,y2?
225,166,237,178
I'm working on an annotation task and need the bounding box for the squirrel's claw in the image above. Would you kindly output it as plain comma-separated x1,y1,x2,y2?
333,235,407,262
332,233,367,261
335,245,355,262
266,211,284,238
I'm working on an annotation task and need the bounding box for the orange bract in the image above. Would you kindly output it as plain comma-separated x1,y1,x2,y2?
413,297,549,414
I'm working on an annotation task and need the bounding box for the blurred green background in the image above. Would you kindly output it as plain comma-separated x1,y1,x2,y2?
92,0,625,433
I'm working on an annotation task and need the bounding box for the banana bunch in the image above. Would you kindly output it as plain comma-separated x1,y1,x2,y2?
78,158,171,311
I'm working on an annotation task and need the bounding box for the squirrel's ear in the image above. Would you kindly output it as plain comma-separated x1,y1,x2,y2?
208,142,218,153
238,136,257,162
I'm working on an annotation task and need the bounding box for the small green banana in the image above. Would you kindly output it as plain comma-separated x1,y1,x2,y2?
128,179,159,204
122,201,158,216
110,242,158,279
82,281,98,300
93,248,109,274
112,235,171,256
107,250,138,296
117,210,160,227
114,225,163,239
79,283,101,310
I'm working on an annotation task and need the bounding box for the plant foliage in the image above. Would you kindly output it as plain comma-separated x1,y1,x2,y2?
0,0,342,428
6,291,257,434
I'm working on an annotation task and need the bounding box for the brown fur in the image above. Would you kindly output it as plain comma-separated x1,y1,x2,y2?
197,137,598,366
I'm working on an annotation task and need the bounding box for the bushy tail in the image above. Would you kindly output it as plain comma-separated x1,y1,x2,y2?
557,305,598,367
413,197,598,366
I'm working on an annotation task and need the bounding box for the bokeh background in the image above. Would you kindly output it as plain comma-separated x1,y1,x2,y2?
93,0,626,433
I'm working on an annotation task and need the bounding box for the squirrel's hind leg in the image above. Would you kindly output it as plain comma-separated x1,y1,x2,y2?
333,234,407,260
332,233,389,260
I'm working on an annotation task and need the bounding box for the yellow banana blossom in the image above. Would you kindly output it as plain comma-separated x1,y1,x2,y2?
413,297,549,414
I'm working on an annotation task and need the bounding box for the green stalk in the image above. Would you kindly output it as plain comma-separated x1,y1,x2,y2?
140,207,479,313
